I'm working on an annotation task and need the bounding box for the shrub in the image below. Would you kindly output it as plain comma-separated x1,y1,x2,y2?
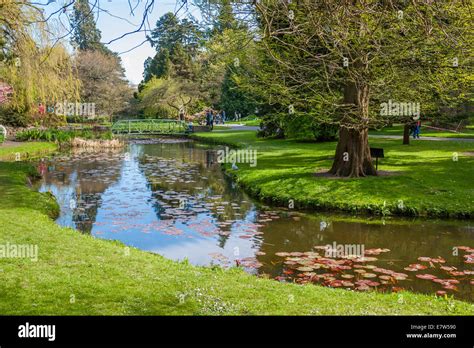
258,112,338,141
15,128,113,143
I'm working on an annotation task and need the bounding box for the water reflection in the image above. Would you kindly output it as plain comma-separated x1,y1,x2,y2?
37,139,474,302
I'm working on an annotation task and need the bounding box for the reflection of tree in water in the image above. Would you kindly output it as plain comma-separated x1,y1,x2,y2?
136,141,254,248
41,149,124,234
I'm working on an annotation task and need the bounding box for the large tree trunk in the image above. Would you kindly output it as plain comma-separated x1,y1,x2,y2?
403,123,410,145
329,79,377,177
329,127,377,177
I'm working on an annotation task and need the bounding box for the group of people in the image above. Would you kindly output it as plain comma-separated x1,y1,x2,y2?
205,109,226,130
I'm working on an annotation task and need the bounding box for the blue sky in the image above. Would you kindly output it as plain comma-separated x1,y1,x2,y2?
41,0,200,84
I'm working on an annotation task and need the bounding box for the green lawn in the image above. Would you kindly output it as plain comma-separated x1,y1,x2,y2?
0,142,472,315
370,123,474,139
191,130,474,218
0,141,57,161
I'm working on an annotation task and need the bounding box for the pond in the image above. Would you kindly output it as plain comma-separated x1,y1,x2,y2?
36,138,474,302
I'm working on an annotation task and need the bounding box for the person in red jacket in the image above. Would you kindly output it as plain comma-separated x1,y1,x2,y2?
38,103,46,115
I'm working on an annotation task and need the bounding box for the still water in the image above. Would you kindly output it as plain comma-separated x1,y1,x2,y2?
37,139,474,301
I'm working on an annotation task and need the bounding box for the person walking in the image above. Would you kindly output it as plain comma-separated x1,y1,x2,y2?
206,109,212,127
210,110,214,130
413,119,421,139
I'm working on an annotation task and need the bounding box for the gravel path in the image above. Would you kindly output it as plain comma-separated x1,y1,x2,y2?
220,125,474,142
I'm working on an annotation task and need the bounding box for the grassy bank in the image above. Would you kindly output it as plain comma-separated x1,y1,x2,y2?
0,143,472,315
191,130,474,218
0,141,57,161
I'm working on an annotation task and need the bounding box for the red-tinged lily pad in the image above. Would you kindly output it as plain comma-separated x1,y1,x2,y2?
455,246,471,251
470,280,474,285
355,285,370,291
443,284,458,291
463,255,474,264
416,274,438,280
342,281,354,287
392,287,404,292
432,278,446,284
393,275,407,281
354,256,378,262
296,266,313,272
440,266,456,272
302,272,316,277
364,248,391,255
436,290,447,296
282,269,294,275
404,267,420,272
274,276,286,282
327,280,344,287
373,267,394,275
409,263,428,270
417,256,445,263
353,264,366,268
464,270,474,275
289,252,304,257
449,271,466,277
379,275,393,281
275,252,290,257
363,273,377,278
446,279,460,284
341,274,355,279
355,279,378,286
354,269,366,274
330,265,352,271
392,272,408,278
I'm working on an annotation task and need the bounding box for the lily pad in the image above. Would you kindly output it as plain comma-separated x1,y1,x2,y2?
440,266,456,272
449,271,466,277
415,274,437,280
296,266,313,272
341,274,355,279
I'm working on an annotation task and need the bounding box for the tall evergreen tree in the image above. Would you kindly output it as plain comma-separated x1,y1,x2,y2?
70,0,103,51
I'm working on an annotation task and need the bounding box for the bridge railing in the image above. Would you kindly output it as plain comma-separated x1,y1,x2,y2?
111,119,190,135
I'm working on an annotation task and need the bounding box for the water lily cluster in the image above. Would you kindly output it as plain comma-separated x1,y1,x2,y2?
273,246,473,296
